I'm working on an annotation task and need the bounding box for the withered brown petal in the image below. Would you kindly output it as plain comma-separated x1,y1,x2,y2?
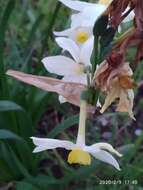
118,76,136,89
6,70,95,114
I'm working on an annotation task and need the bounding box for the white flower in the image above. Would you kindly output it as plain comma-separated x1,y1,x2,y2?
54,0,106,44
58,0,107,13
31,100,122,170
42,36,94,85
55,0,135,45
70,6,107,28
58,0,134,28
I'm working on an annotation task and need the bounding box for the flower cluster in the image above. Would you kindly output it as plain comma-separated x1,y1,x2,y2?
7,0,142,171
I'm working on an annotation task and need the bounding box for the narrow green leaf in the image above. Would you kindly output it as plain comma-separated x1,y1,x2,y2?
48,114,79,138
62,164,97,184
8,145,32,179
0,143,20,178
27,175,60,187
0,100,23,112
93,15,108,37
117,144,135,155
16,182,37,190
0,129,23,141
0,0,15,97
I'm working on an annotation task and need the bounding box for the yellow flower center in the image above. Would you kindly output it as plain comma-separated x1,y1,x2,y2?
98,0,111,5
76,32,89,44
67,149,91,165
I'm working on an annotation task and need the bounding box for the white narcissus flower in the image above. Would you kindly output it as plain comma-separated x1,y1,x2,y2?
42,36,102,105
54,0,107,44
31,100,122,170
42,36,94,85
58,0,107,13
55,0,134,46
56,0,134,38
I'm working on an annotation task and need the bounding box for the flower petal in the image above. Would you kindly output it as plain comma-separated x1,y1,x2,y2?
54,28,73,37
97,99,101,107
42,55,76,76
59,95,67,103
116,89,135,120
31,137,75,153
63,74,87,85
71,13,86,28
71,5,106,28
58,0,94,11
55,37,80,62
91,150,121,170
80,36,94,65
81,5,106,26
6,70,88,110
100,83,120,113
93,143,123,157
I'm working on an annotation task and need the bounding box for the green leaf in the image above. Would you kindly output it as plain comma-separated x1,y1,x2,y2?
0,100,34,139
27,175,60,187
100,27,115,48
0,143,20,178
63,164,97,184
7,145,32,179
93,15,109,37
48,114,79,138
16,182,37,190
0,0,16,97
117,144,135,155
0,129,37,175
0,100,23,112
0,129,23,141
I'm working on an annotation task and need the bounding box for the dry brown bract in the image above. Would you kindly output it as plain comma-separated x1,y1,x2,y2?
93,60,136,119
6,70,95,114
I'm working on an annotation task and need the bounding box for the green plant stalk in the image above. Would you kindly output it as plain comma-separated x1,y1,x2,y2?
76,100,87,146
92,35,101,77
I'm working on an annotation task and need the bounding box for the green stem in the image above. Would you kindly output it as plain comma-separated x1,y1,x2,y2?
92,36,99,77
86,69,91,87
76,100,87,146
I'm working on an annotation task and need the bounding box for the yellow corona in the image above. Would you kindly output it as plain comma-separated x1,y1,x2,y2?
76,32,89,44
68,149,91,165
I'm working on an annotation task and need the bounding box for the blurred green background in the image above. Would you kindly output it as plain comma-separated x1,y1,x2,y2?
0,0,143,189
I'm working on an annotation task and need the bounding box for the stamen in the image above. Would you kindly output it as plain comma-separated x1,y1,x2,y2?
67,149,91,165
76,32,89,44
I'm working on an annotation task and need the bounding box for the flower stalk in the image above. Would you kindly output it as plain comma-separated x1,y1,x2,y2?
76,99,87,147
